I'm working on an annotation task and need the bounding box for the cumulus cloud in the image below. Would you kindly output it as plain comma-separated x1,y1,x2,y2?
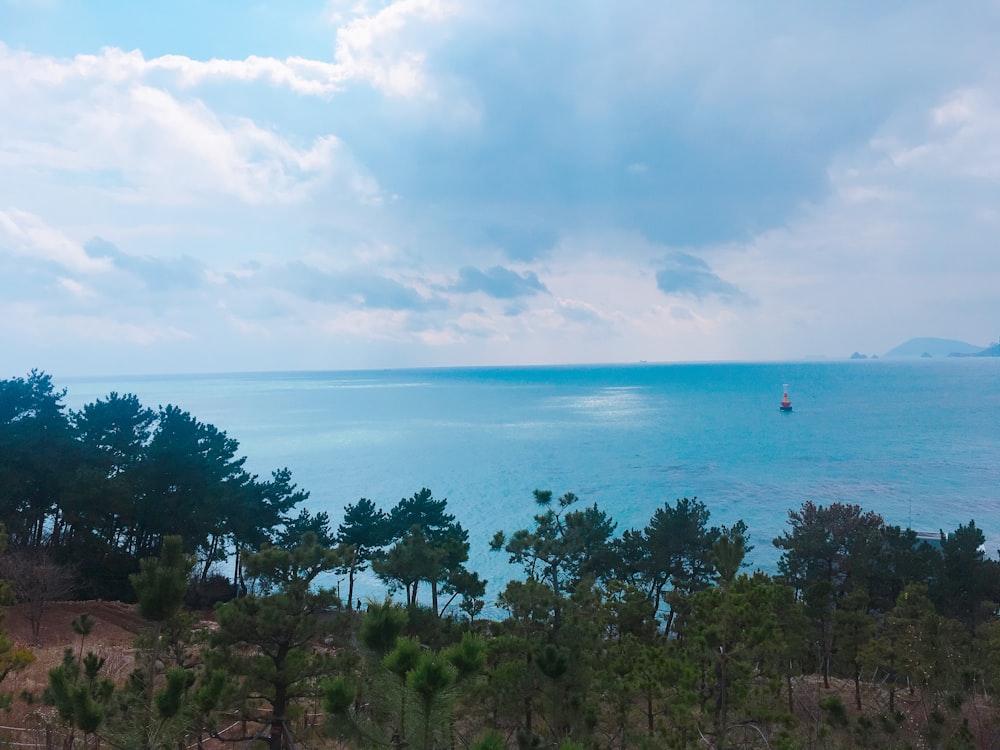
0,41,394,209
0,0,456,100
2,2,1000,372
329,0,458,97
0,81,351,205
447,265,548,298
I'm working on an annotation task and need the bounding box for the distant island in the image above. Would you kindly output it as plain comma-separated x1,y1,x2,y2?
882,337,998,358
967,341,1000,357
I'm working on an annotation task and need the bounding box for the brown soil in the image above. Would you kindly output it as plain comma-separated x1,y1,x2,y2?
1,602,246,748
1,601,198,738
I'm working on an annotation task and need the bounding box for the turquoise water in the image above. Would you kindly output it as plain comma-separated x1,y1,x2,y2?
59,359,1000,602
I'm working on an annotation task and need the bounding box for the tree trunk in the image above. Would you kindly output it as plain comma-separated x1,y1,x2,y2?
269,718,284,750
716,651,728,750
200,535,219,583
270,687,288,750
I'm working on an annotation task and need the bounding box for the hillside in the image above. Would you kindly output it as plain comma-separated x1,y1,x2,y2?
883,336,984,357
0,601,223,746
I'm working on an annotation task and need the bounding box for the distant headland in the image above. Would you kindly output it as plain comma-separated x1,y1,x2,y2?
845,337,1000,359
882,337,999,358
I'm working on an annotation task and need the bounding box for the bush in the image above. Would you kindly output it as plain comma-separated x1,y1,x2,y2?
185,574,236,609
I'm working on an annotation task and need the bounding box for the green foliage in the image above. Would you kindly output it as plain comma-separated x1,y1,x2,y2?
13,371,1000,748
711,525,747,584
385,636,423,679
0,524,36,709
154,666,194,719
774,501,887,687
0,372,311,600
361,598,409,654
933,520,1000,630
408,651,457,703
445,631,487,679
820,694,848,726
614,496,721,617
679,572,785,749
471,729,508,750
493,489,617,601
0,371,76,552
375,488,473,615
322,676,355,714
209,532,343,749
337,497,391,608
44,647,114,741
278,506,335,549
130,535,194,622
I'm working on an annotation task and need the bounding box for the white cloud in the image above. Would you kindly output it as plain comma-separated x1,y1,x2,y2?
0,301,192,346
56,277,97,299
0,0,458,100
0,47,378,206
0,209,111,273
331,0,457,97
704,83,1000,356
2,2,1000,372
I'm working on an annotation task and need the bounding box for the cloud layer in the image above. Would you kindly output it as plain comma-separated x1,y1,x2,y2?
1,1,999,374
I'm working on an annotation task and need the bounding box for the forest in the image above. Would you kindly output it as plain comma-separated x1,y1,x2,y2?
2,369,1000,750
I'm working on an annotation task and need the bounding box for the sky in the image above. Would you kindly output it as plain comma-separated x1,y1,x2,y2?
1,0,999,376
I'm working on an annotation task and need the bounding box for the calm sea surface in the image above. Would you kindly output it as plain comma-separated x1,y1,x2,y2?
59,360,1000,603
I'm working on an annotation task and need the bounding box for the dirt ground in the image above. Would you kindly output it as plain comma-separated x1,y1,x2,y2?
2,601,165,730
0,602,254,748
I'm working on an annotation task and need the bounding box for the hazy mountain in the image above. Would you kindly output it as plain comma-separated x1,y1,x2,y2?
883,337,984,358
971,342,1000,357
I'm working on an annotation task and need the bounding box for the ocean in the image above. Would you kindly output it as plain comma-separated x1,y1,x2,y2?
58,359,1000,604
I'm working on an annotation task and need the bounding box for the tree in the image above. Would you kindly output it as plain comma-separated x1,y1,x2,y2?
278,507,336,549
0,545,77,643
492,575,609,747
386,488,456,541
130,535,193,623
377,489,472,614
208,533,342,750
225,467,309,591
0,524,35,711
773,501,886,687
407,651,457,750
0,370,77,551
832,587,876,711
45,648,114,748
336,497,391,609
616,497,720,620
678,568,783,750
492,490,617,605
932,520,1000,631
863,583,973,741
136,405,247,565
109,536,205,750
323,600,408,748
